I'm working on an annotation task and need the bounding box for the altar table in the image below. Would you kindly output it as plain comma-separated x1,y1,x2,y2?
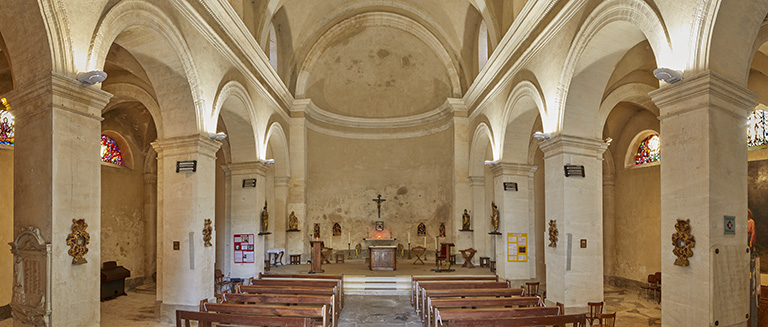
369,246,397,271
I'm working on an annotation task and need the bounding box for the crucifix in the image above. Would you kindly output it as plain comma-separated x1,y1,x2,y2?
372,194,386,218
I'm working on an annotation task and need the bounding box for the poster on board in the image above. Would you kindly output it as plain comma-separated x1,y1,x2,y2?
507,233,528,262
234,233,255,263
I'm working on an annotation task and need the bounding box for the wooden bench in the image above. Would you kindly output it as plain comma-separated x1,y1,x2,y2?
245,278,343,309
238,284,342,317
416,281,512,314
411,275,498,306
200,302,329,327
219,292,337,327
176,310,313,327
434,306,563,327
425,296,543,327
256,273,344,305
420,288,525,320
441,313,587,327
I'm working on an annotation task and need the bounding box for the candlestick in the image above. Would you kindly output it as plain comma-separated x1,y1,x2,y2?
408,232,411,243
424,236,426,248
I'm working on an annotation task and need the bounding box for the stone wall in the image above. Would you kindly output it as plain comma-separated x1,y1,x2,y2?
0,147,12,304
748,157,768,272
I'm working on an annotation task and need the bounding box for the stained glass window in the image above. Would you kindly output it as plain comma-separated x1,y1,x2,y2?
101,135,123,165
747,109,768,147
0,97,14,146
634,134,660,165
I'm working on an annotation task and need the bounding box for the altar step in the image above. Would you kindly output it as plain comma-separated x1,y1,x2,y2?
343,275,411,295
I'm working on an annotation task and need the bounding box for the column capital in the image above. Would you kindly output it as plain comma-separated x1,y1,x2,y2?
538,134,608,160
275,176,291,187
6,72,113,121
489,162,538,178
151,134,222,159
468,175,485,186
650,71,757,120
220,161,271,176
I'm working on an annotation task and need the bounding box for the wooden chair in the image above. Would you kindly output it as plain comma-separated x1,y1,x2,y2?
459,248,477,268
524,281,540,297
586,301,604,326
654,272,662,303
321,247,333,264
597,312,616,327
435,243,455,271
412,246,426,264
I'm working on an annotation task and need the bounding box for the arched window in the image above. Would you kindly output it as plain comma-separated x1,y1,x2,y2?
477,20,489,71
268,23,278,72
747,108,768,147
634,134,660,165
101,135,123,166
0,98,13,146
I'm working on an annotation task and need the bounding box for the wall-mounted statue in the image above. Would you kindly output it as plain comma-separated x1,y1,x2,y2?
490,202,500,234
288,211,299,231
261,201,269,232
461,209,471,230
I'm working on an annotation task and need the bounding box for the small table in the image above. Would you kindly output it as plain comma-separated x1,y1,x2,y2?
460,248,477,268
479,257,490,268
267,248,285,266
335,253,345,263
289,254,301,265
412,246,426,264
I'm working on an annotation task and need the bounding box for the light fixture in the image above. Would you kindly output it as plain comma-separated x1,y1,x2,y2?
262,159,275,165
76,70,108,85
533,132,551,140
483,160,497,166
604,137,613,146
208,132,227,141
653,68,683,84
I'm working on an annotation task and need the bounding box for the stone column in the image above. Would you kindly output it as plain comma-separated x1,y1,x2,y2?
469,176,489,259
8,74,112,327
219,161,268,280
273,177,290,255
143,172,157,281
650,72,755,327
451,99,472,252
490,163,538,281
288,102,308,257
539,135,607,307
602,170,615,277
151,135,221,317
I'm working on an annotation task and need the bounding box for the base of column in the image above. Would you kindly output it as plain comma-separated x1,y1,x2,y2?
159,302,198,325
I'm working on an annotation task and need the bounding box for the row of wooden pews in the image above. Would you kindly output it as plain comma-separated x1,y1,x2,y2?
177,273,344,327
412,275,587,327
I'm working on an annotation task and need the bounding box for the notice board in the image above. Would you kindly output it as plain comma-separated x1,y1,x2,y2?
234,234,254,263
507,233,528,262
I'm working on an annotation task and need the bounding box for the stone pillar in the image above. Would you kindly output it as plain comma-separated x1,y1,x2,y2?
143,172,157,280
9,74,112,327
469,176,489,258
650,72,754,327
602,170,615,277
539,135,607,307
288,102,308,257
219,162,268,280
490,163,538,282
151,135,221,316
451,99,472,252
273,177,290,254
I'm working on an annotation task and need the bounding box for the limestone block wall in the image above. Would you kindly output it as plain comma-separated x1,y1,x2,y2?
748,157,768,272
305,130,454,255
0,147,12,304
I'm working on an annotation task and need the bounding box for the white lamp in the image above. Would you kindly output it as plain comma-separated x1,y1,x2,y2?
653,68,683,84
76,70,107,85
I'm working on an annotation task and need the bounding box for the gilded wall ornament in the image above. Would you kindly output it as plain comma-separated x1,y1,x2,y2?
203,219,213,247
65,219,90,264
548,220,558,247
672,219,695,266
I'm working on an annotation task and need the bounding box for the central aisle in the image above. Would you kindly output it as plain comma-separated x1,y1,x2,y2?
337,295,422,327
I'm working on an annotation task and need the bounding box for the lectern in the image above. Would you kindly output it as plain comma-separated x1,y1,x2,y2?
309,240,325,273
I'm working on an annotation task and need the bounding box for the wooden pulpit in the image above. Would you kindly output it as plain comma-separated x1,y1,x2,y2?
309,240,325,273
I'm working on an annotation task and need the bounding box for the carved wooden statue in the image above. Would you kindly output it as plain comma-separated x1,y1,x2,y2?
490,202,500,233
462,209,471,230
260,201,269,232
288,211,299,230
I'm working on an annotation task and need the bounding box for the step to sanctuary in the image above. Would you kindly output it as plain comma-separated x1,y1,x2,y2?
343,275,411,295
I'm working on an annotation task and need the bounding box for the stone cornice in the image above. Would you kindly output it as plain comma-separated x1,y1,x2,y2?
220,161,270,176
650,71,758,121
151,134,223,159
489,162,538,178
538,134,608,160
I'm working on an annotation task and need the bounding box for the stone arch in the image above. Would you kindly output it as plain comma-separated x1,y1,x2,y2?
0,1,55,88
100,130,134,169
295,11,462,98
469,122,496,177
555,0,671,138
499,80,547,163
597,83,658,132
87,0,203,138
693,0,768,85
467,0,501,49
264,122,291,178
211,80,261,163
102,83,163,138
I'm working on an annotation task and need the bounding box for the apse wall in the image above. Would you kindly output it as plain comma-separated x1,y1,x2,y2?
305,129,454,254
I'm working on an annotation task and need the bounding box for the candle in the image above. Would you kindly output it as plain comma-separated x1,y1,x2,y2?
424,236,426,248
408,232,411,243
348,233,350,244
435,237,438,250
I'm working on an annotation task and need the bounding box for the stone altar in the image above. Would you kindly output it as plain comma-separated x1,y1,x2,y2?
369,246,397,271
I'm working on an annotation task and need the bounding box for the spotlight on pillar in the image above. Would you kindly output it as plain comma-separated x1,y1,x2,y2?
262,159,275,165
653,68,683,84
533,132,551,140
76,70,108,85
208,132,227,141
604,137,613,146
483,160,497,166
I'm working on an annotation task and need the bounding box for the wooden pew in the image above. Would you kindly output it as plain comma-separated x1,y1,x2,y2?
255,273,344,308
411,275,498,306
419,288,525,321
442,313,588,327
416,281,512,315
201,302,329,327
425,296,542,327
247,279,343,307
219,292,337,327
176,309,314,327
433,306,562,327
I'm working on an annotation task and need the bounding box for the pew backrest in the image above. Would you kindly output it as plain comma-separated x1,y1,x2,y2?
220,293,336,327
426,296,543,326
176,310,313,327
435,307,562,327
443,313,587,327
411,275,498,305
201,302,328,327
